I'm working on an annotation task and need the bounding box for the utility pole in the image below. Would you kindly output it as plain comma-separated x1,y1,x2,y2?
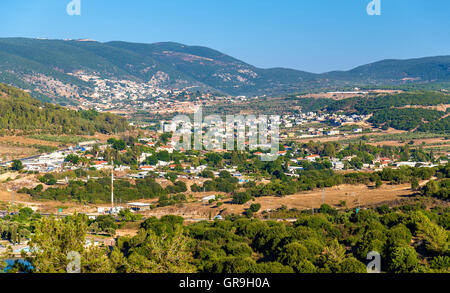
203,187,206,208
7,188,14,211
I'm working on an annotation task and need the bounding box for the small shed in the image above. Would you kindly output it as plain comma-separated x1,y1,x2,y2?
127,202,151,212
202,195,216,204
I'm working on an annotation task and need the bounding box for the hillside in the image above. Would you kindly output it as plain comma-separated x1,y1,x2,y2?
0,83,129,135
0,38,318,98
324,56,450,84
322,91,450,133
1,38,450,102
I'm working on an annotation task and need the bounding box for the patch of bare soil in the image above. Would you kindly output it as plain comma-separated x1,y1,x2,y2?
399,104,450,112
0,145,38,161
219,183,415,217
116,222,141,237
0,175,425,222
367,137,450,147
0,136,60,147
137,182,421,220
0,173,37,203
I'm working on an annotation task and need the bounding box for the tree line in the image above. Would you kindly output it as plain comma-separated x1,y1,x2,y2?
2,201,448,273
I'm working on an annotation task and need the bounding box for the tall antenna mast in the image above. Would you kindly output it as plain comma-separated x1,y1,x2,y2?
111,161,114,210
7,188,14,210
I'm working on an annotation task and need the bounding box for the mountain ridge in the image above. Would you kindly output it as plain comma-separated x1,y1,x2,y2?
0,38,449,102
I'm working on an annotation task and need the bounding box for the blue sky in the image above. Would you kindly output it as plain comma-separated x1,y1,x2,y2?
1,0,449,73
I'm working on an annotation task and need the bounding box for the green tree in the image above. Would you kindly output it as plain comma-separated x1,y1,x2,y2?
277,242,309,268
232,192,251,205
160,133,172,145
418,221,449,255
108,138,126,151
340,257,367,273
388,246,419,273
123,226,196,273
65,154,80,165
375,178,383,189
157,151,170,162
249,203,261,213
11,160,23,171
411,177,420,191
165,172,178,183
28,214,113,273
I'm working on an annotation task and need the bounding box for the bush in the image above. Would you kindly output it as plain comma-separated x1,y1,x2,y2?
232,192,251,205
249,203,261,213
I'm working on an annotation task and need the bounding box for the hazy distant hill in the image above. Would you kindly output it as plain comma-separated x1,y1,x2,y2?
0,38,449,101
324,56,450,84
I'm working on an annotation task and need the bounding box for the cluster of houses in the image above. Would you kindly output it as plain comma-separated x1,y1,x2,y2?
2,141,97,173
71,72,228,115
280,113,368,129
283,153,446,174
160,115,281,152
288,126,365,139
135,161,252,184
3,126,447,184
276,112,367,139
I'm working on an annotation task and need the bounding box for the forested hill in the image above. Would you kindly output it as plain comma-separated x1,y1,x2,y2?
0,83,129,135
1,38,450,100
322,91,450,133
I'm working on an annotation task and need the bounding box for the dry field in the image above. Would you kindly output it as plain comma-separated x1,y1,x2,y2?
222,182,419,216
0,136,62,160
0,145,37,161
367,137,450,147
399,104,450,112
0,170,435,222
299,90,402,101
0,135,79,161
0,136,60,147
139,181,424,220
0,131,138,162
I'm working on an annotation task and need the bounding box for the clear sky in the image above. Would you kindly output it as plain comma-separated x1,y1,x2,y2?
1,0,449,73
